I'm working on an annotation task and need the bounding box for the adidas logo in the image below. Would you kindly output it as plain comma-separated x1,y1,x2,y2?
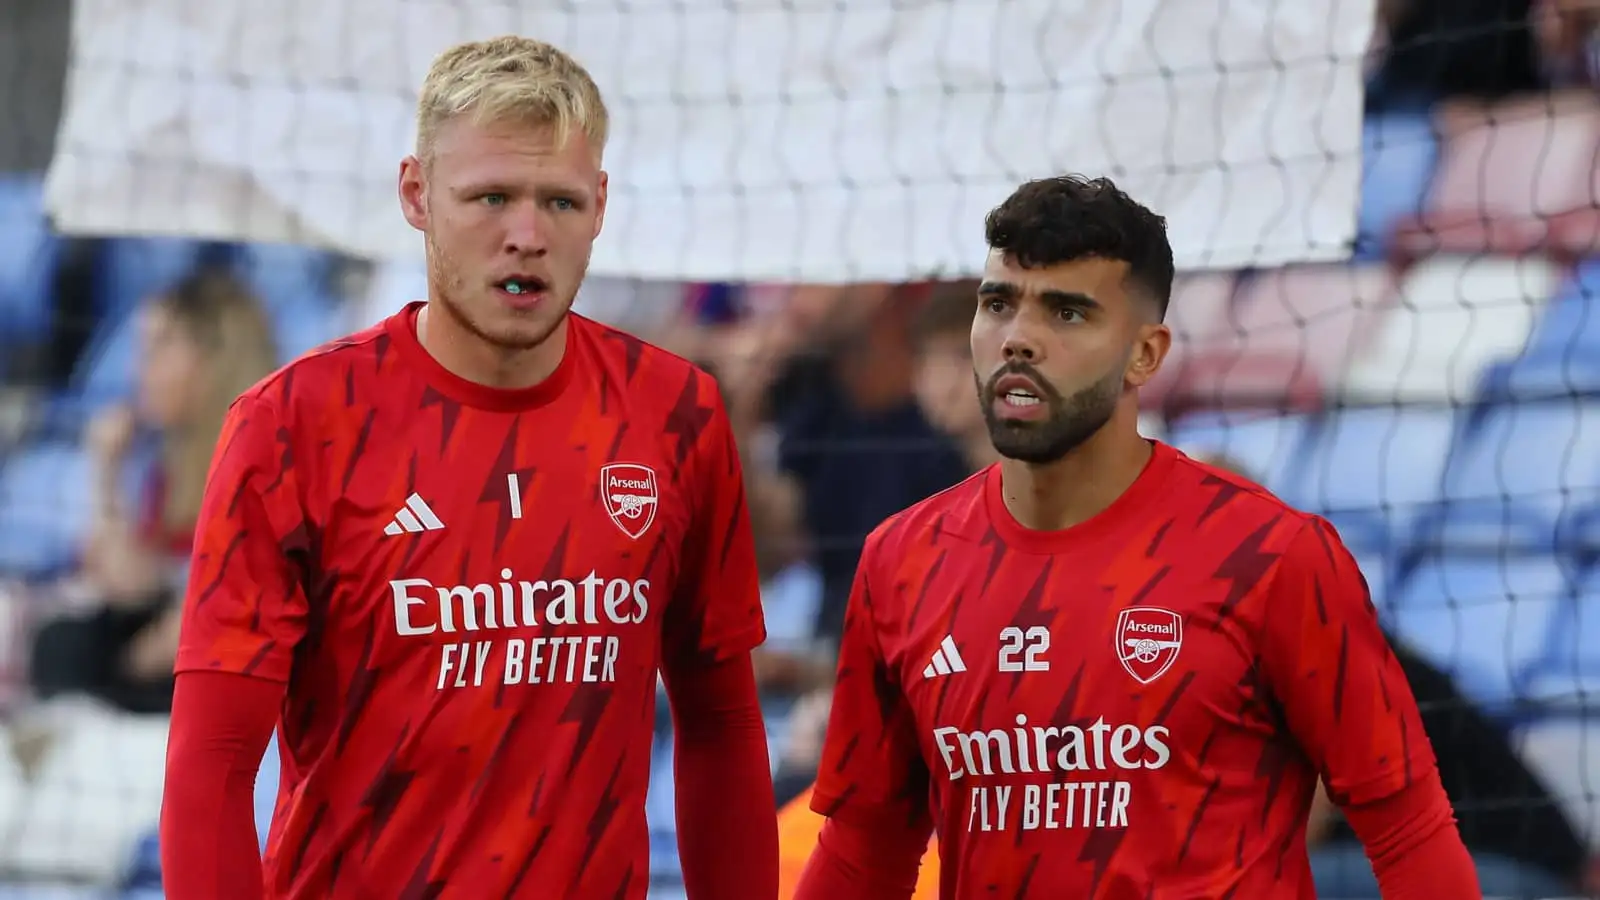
384,493,445,536
922,635,967,679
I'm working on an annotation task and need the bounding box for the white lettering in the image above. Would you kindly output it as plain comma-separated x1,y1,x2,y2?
934,715,1171,779
398,571,647,692
389,572,652,635
936,714,1166,834
391,579,436,636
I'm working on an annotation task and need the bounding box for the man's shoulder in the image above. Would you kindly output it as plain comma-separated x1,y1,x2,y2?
863,469,989,568
571,313,723,407
1165,448,1319,552
236,318,392,418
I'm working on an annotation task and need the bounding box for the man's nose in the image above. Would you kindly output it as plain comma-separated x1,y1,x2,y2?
1000,317,1042,363
502,204,550,255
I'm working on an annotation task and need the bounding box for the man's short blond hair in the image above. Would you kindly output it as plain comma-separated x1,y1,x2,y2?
416,36,609,161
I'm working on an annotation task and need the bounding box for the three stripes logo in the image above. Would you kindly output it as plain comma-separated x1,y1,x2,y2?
922,634,966,679
383,493,446,536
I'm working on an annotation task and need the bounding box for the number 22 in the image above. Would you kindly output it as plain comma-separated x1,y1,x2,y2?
998,626,1050,672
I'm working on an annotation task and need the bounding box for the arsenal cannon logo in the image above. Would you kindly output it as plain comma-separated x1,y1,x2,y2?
600,463,659,540
1115,606,1183,684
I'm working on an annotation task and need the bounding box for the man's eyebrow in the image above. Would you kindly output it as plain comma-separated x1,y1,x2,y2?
1039,289,1100,309
977,281,1100,309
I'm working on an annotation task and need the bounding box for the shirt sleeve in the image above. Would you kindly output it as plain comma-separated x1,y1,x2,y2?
662,376,767,666
174,393,311,683
1258,517,1438,806
809,536,933,837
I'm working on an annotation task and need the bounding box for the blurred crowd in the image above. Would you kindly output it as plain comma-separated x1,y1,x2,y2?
0,0,1599,897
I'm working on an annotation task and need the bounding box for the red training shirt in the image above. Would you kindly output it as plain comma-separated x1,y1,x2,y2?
174,302,766,898
810,441,1446,898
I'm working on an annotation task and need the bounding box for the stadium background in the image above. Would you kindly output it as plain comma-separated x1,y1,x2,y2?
0,0,1597,897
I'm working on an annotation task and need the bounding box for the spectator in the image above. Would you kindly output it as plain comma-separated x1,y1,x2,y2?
746,461,830,698
743,285,969,643
1367,0,1546,112
910,281,998,474
29,269,278,715
1534,0,1600,87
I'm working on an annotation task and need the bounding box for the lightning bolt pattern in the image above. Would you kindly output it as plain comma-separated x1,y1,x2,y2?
172,306,766,898
809,444,1437,898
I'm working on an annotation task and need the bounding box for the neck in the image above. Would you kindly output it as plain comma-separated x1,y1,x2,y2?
996,407,1152,532
417,303,568,390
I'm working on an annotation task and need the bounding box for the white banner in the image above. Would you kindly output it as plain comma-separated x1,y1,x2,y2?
45,0,1375,283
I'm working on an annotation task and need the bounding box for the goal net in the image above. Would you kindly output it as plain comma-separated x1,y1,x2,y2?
0,0,1596,896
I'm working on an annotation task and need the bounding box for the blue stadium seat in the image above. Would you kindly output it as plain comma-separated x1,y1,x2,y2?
1484,258,1600,399
1165,411,1313,497
120,832,161,892
1522,565,1600,711
1281,406,1459,551
232,243,347,359
1353,112,1439,259
1567,505,1600,552
59,238,222,418
0,441,93,579
0,173,61,351
69,308,142,413
72,239,210,413
1421,400,1600,551
1386,555,1576,715
66,244,347,415
95,237,209,320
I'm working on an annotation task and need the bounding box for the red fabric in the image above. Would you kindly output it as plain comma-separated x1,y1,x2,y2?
174,304,767,898
1343,773,1482,899
808,444,1449,897
662,651,779,899
160,671,282,900
139,464,195,558
793,816,925,900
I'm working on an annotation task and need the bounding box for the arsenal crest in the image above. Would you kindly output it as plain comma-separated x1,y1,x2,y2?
600,463,659,540
1115,606,1183,685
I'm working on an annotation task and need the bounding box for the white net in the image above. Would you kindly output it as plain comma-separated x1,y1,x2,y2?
45,0,1372,280
1,0,1598,898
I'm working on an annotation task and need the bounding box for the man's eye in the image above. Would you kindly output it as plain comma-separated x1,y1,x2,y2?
1059,308,1085,323
550,197,576,211
480,194,507,207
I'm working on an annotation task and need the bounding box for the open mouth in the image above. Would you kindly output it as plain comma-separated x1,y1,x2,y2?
992,373,1048,417
496,276,549,297
1000,388,1041,408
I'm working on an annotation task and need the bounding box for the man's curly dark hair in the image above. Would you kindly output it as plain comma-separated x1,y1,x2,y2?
983,175,1175,321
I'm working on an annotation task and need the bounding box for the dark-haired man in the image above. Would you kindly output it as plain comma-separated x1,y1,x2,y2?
793,176,1478,898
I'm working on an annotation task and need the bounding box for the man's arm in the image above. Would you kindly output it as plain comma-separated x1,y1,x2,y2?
161,672,282,899
793,817,926,898
661,372,776,898
794,526,933,900
160,393,312,899
1259,518,1479,898
661,651,777,899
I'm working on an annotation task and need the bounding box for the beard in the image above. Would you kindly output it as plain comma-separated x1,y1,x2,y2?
425,232,572,352
976,360,1124,464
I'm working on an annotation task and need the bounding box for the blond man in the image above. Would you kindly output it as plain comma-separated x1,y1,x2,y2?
160,37,777,899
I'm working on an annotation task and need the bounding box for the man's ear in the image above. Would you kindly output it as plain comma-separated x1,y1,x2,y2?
398,155,428,232
1125,322,1172,389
